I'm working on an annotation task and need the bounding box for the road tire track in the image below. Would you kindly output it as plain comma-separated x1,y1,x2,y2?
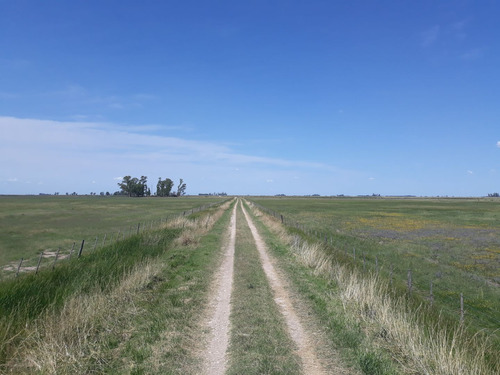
203,203,237,375
240,200,327,375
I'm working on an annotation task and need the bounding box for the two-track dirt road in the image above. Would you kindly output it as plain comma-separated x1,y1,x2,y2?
202,199,336,375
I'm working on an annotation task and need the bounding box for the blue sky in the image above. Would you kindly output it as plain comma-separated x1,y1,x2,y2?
1,0,499,196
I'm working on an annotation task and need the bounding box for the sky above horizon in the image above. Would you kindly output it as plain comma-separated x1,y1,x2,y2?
1,0,499,196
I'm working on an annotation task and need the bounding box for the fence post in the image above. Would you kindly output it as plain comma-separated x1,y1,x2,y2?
390,264,393,287
407,269,412,296
280,214,284,224
363,253,366,272
430,281,434,307
460,293,464,324
137,223,140,235
375,256,379,275
93,236,98,251
353,247,356,261
78,240,85,258
16,258,23,277
103,234,107,247
69,242,75,260
52,248,60,270
36,252,44,274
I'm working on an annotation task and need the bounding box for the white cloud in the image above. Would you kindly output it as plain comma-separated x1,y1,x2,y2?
0,116,349,195
467,170,474,175
461,48,484,61
496,141,500,148
421,25,440,47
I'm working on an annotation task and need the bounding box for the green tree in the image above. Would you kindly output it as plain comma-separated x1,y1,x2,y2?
118,175,148,197
177,178,187,196
156,177,174,197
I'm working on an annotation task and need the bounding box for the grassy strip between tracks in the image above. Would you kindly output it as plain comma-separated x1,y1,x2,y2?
245,199,499,375
226,202,300,375
0,200,232,374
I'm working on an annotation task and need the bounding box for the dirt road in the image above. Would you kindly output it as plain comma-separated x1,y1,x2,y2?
203,199,328,374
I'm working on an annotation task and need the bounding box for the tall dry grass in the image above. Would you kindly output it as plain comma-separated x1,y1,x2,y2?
246,200,498,375
4,199,235,374
7,260,161,374
164,199,234,247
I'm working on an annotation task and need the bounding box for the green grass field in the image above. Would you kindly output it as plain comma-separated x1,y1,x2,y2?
250,196,500,345
0,195,225,267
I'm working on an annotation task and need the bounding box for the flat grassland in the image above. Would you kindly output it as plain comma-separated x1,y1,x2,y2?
251,196,500,342
0,195,225,267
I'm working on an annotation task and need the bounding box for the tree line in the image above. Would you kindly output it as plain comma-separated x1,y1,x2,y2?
118,176,186,197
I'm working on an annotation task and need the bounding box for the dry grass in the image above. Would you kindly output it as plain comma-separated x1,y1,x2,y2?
165,199,233,248
8,260,161,374
4,199,235,374
246,200,498,375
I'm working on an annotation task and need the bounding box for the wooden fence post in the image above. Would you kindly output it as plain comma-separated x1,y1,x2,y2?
353,247,356,261
460,293,464,324
375,256,379,275
52,248,60,270
390,264,393,287
407,269,413,296
36,252,43,274
137,223,140,235
78,240,85,258
103,234,107,247
16,258,23,277
69,242,75,260
430,281,434,307
93,236,98,251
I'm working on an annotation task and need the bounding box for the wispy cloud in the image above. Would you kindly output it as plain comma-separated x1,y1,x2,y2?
461,48,484,61
42,84,157,112
497,141,500,148
0,116,349,194
421,25,440,47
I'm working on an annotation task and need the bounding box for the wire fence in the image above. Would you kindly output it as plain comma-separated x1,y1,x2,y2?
249,200,500,332
1,201,224,281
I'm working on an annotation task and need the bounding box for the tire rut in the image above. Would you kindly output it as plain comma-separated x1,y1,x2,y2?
203,203,237,375
240,200,327,375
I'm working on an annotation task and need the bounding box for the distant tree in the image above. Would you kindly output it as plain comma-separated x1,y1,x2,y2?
118,175,148,197
106,191,110,196
156,177,174,197
488,192,499,197
177,178,187,196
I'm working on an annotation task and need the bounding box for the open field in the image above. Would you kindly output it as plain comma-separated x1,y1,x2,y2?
250,197,500,345
0,195,226,267
0,198,498,374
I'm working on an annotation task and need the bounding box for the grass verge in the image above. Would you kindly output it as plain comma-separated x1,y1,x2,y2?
246,199,499,374
0,199,232,373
